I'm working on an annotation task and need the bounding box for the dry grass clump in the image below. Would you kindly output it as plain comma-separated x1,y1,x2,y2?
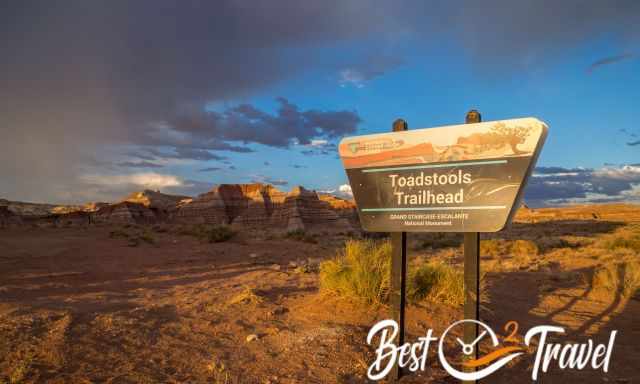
408,261,464,306
592,259,640,298
227,286,263,306
319,239,464,306
320,239,391,305
109,227,155,247
178,224,235,243
7,350,33,384
600,232,640,253
480,238,538,261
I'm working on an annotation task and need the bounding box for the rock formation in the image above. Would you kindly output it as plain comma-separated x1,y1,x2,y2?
93,201,156,224
174,183,357,232
0,184,359,231
123,190,190,211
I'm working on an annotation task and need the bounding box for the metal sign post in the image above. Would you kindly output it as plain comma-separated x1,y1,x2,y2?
390,118,408,381
463,110,481,384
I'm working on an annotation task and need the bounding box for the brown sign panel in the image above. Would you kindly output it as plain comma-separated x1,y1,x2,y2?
339,118,548,232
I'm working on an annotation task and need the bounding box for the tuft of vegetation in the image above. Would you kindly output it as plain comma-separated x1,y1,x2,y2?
9,351,33,384
407,262,464,306
592,259,640,298
319,239,464,306
178,224,235,243
110,227,155,246
319,239,391,304
284,229,317,243
601,233,640,253
109,228,129,239
227,286,263,306
480,239,538,263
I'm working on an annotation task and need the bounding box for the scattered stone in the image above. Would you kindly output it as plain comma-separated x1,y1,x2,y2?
249,253,259,258
270,264,281,271
246,334,259,342
269,306,288,317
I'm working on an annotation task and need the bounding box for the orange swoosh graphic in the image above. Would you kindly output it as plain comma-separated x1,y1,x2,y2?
462,346,524,368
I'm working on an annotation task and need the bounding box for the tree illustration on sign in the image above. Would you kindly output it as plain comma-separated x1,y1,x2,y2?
489,123,533,155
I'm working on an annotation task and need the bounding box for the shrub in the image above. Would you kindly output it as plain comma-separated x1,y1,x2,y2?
109,228,130,239
178,224,235,243
319,239,464,306
284,229,317,243
207,226,235,243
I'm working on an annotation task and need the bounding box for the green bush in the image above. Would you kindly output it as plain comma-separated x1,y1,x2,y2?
284,229,317,243
178,224,235,243
207,225,235,243
319,239,464,306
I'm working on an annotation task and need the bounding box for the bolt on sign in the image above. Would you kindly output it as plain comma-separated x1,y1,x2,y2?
339,118,548,232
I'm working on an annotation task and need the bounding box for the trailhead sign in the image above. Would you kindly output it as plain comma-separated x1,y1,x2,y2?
339,117,548,232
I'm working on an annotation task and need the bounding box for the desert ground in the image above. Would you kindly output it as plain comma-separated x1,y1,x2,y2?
1,204,639,383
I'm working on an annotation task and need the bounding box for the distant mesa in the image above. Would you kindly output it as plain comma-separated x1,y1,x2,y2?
0,184,358,232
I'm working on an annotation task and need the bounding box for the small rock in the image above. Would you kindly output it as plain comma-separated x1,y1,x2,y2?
249,253,258,258
270,264,281,271
246,334,259,342
288,261,298,268
269,306,288,317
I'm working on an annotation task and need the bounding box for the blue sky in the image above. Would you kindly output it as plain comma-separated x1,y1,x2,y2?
1,1,639,205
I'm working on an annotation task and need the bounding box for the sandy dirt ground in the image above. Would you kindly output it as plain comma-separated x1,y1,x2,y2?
1,205,639,383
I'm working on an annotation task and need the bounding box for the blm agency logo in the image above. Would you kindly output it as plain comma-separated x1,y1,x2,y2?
366,319,617,381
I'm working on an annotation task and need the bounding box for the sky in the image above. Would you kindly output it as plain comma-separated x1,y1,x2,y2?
1,1,640,206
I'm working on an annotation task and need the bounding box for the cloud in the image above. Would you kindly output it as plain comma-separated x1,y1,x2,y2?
291,164,307,169
339,184,353,197
525,165,640,206
264,161,271,166
81,173,183,188
587,53,635,73
338,56,404,88
628,140,640,146
168,98,361,148
251,175,288,186
117,161,164,169
198,167,222,172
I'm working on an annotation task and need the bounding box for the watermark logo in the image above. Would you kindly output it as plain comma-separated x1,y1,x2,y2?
366,319,617,381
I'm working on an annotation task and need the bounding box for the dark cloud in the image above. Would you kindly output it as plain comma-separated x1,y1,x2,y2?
264,161,271,166
140,148,228,161
198,167,222,172
291,164,307,169
525,165,640,206
587,53,635,73
628,140,640,146
169,98,361,148
117,161,164,169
